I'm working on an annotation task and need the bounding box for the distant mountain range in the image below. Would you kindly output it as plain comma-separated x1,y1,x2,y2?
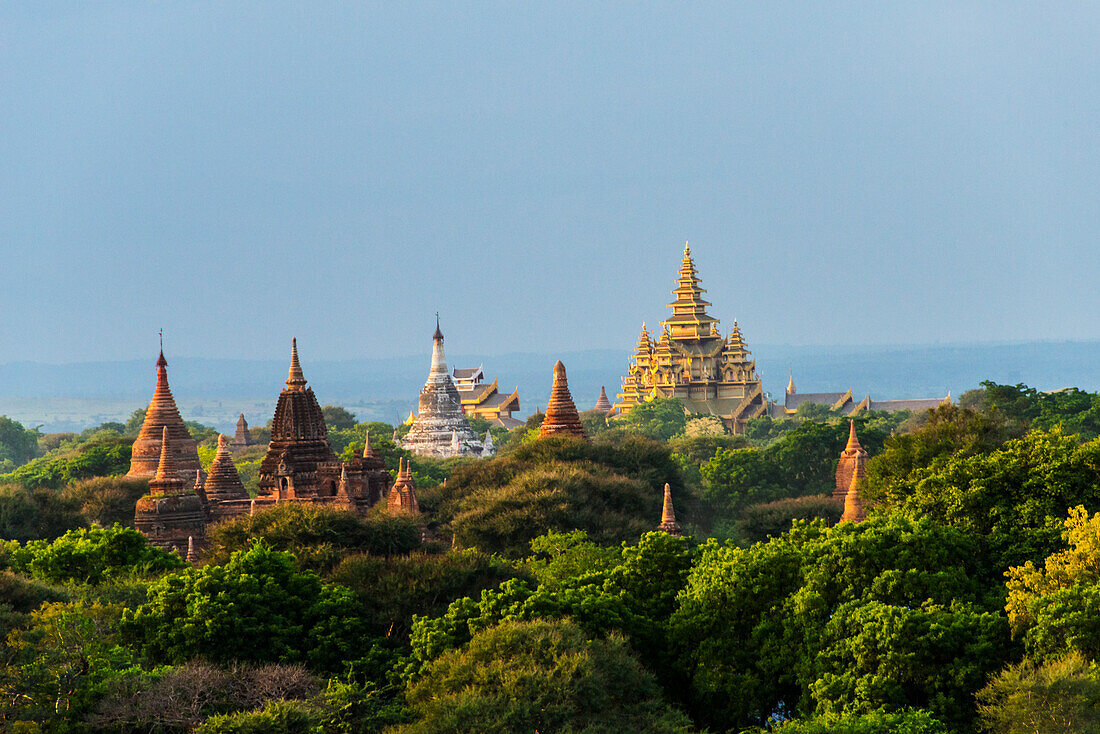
0,340,1097,433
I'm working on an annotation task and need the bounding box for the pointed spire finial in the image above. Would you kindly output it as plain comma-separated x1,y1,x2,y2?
156,329,167,368
658,483,682,536
787,370,796,395
286,338,306,389
186,535,197,563
155,426,174,481
845,419,864,453
433,313,444,341
683,241,690,256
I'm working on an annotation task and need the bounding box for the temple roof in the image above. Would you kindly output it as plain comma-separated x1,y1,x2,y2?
538,361,587,439
256,340,338,494
662,242,719,336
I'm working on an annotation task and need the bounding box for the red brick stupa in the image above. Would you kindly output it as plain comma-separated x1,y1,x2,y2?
834,420,869,501
128,338,201,480
840,450,868,523
388,457,420,515
658,483,682,536
593,386,612,412
134,427,207,555
203,434,249,508
538,361,587,440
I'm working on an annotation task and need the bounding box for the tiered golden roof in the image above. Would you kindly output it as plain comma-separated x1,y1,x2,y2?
615,244,767,433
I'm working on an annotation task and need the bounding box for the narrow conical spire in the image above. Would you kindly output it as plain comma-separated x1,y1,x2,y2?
450,428,459,449
155,426,175,480
683,240,690,256
787,371,796,395
841,453,868,523
539,361,587,439
430,317,448,375
186,535,198,563
147,426,186,496
286,338,307,390
594,386,612,412
658,483,682,536
362,432,373,458
845,420,863,453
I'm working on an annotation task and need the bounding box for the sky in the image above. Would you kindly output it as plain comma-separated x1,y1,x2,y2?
2,3,1099,364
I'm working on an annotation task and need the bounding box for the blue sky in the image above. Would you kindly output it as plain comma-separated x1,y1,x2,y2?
3,3,1099,363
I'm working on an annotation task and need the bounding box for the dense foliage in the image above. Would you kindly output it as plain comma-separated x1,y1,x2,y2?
7,384,1100,731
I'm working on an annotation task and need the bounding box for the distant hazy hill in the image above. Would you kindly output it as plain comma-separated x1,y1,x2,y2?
1,340,1097,433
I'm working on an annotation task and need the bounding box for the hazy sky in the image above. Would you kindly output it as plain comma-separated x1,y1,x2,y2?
3,3,1099,363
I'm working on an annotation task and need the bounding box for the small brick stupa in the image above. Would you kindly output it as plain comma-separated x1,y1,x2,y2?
230,413,253,449
658,483,682,536
256,339,339,499
134,427,207,555
593,386,612,412
204,434,249,512
401,317,485,458
538,361,587,439
128,340,201,480
834,420,870,501
388,457,420,515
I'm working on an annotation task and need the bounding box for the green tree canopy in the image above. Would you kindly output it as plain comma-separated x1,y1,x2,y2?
120,542,373,672
398,618,696,734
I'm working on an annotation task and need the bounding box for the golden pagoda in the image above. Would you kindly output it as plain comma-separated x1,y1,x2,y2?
615,243,767,433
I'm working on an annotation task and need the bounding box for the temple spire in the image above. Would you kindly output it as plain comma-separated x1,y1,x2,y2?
594,386,612,412
147,426,186,497
286,338,307,390
787,370,796,395
430,317,448,375
845,419,863,453
658,483,682,536
155,426,175,481
538,361,587,439
841,452,868,523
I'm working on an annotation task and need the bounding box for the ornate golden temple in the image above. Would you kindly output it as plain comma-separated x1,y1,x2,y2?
615,243,766,433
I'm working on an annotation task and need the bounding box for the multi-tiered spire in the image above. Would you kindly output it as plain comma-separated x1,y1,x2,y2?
539,361,587,439
256,339,338,497
613,243,767,433
128,337,202,479
661,242,720,340
401,317,486,458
